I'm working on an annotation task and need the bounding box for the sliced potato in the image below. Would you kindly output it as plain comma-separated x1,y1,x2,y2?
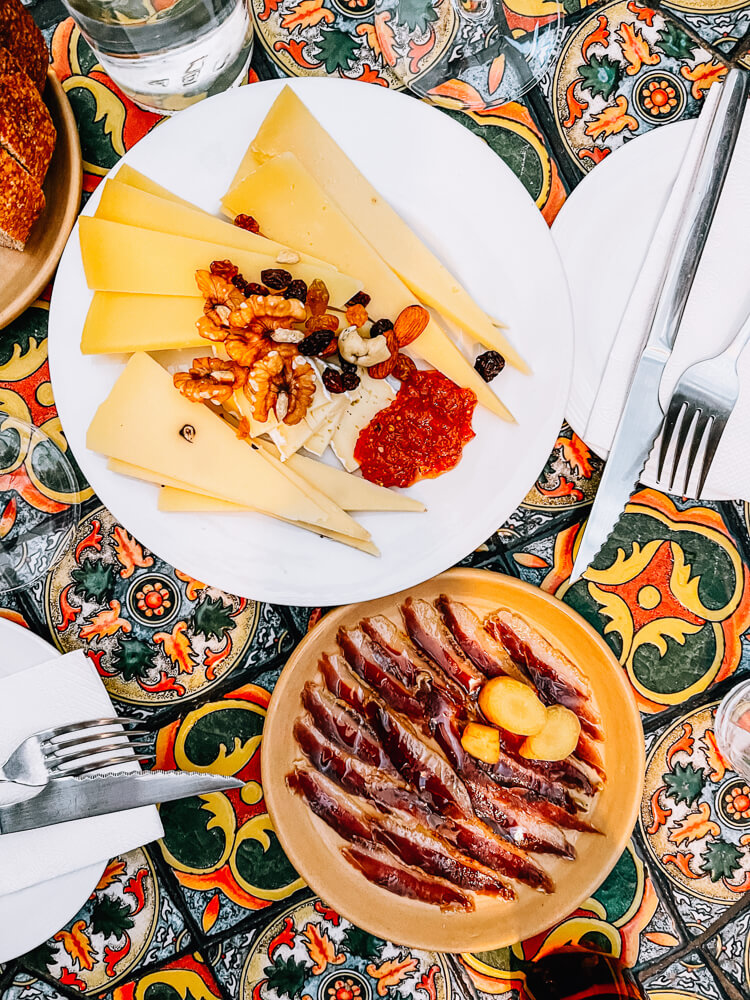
478,676,547,736
461,722,500,765
519,705,581,761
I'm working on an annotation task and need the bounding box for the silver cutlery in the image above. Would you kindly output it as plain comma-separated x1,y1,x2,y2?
656,308,750,497
0,771,244,835
570,67,750,583
0,717,152,789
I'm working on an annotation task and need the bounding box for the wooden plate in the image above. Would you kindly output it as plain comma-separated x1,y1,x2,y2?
0,69,82,331
262,568,644,953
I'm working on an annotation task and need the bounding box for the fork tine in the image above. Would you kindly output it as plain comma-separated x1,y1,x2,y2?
668,405,698,491
43,728,149,752
46,738,152,766
53,753,155,778
696,414,728,498
681,411,711,496
39,717,139,741
657,397,686,482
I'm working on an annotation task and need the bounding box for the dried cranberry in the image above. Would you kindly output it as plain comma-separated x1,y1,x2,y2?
322,368,346,394
210,259,238,280
392,353,417,382
234,214,261,233
369,318,394,339
284,279,308,302
341,368,360,391
345,290,371,308
246,282,269,297
299,329,338,357
475,350,506,382
261,268,292,290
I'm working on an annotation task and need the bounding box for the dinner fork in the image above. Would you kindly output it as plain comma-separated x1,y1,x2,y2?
656,308,750,497
0,717,152,787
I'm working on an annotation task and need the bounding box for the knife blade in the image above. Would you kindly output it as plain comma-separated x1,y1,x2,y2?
570,68,750,582
0,771,244,835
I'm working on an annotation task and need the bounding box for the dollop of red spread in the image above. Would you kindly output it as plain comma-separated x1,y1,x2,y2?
354,370,477,488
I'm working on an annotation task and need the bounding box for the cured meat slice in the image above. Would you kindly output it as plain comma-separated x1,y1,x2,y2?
342,845,474,911
361,615,432,687
320,652,369,713
508,787,599,835
287,766,373,842
301,681,395,773
485,610,602,738
401,598,486,695
436,595,528,684
444,814,553,893
337,626,426,719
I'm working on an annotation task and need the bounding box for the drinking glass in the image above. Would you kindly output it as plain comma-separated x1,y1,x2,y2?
715,678,750,779
524,948,648,1000
60,0,254,114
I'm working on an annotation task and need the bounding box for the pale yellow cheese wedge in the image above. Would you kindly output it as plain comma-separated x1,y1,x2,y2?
235,87,525,371
158,486,379,556
95,179,333,271
78,217,362,306
304,395,348,456
87,352,358,536
115,165,200,209
81,292,207,354
329,374,396,473
222,154,512,421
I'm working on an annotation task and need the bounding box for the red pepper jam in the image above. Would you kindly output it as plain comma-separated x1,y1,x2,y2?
354,370,477,488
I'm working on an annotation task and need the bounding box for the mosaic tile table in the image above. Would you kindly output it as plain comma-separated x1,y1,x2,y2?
2,1,750,998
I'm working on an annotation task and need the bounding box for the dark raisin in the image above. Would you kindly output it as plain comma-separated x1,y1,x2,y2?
284,279,308,302
231,274,249,294
234,214,261,233
369,318,394,339
341,369,360,391
322,368,346,394
299,329,338,357
340,359,357,375
261,268,292,290
246,282,269,297
475,350,506,382
345,290,371,308
210,259,238,280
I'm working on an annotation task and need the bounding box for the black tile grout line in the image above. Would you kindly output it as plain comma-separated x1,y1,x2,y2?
639,667,750,736
726,30,750,62
145,842,218,966
202,886,314,949
699,944,747,1000
0,963,19,995
524,83,586,193
636,891,750,981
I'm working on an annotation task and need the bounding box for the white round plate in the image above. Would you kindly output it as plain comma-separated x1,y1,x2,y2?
551,121,693,451
48,78,573,605
0,618,103,963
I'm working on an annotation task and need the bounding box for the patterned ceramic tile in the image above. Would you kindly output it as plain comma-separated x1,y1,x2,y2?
2,974,72,1000
211,896,454,1000
704,904,750,996
504,518,585,591
640,951,725,999
43,505,291,710
661,1,750,54
563,490,750,715
103,951,224,1000
20,848,189,993
153,680,306,937
542,0,726,174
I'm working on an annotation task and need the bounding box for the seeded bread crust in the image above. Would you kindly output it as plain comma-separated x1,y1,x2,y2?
0,146,45,251
0,0,49,94
0,47,22,78
0,72,56,185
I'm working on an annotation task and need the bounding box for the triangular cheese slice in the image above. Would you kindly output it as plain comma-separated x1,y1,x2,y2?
234,87,526,372
87,352,360,537
222,154,512,421
157,486,379,556
79,217,361,306
115,165,200,209
96,178,333,271
81,292,206,354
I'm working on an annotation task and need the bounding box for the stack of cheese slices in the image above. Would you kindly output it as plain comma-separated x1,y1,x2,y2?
84,87,528,556
0,0,56,251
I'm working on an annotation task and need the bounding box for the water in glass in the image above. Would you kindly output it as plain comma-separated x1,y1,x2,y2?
61,0,254,114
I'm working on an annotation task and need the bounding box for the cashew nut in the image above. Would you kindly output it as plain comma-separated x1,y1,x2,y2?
338,325,391,367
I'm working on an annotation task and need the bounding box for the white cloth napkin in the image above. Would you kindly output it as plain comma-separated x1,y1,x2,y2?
585,85,750,501
0,650,163,896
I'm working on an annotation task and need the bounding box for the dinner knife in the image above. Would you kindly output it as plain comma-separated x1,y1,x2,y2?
570,68,750,583
0,771,244,834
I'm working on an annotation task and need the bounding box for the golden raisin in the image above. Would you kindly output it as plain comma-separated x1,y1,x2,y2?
306,278,330,316
345,303,368,328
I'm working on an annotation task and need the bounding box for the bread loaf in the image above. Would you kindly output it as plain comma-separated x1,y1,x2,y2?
0,0,49,93
0,46,22,78
0,146,45,251
0,72,56,184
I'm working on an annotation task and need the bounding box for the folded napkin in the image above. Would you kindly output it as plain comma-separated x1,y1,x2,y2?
585,84,750,501
0,650,163,896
